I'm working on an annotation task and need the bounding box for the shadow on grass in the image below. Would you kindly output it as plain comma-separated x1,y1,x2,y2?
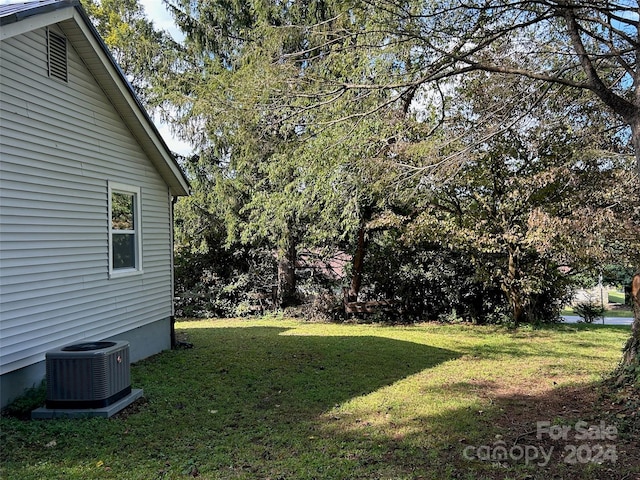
0,326,459,479
136,326,459,416
123,326,461,478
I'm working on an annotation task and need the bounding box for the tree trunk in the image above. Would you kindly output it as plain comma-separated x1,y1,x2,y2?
510,291,524,327
631,115,640,177
618,114,640,372
620,274,640,373
348,219,368,302
502,248,525,327
277,239,297,308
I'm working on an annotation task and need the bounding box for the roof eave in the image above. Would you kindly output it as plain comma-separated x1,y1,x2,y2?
69,6,190,196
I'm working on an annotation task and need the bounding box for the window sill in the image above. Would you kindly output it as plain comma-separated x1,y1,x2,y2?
109,268,144,279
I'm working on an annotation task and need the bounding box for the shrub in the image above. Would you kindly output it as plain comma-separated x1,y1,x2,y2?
174,241,277,318
573,301,605,323
360,235,513,324
299,291,345,322
357,232,573,325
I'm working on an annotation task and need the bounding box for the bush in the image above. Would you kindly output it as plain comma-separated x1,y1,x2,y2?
357,232,572,325
359,235,512,324
573,301,605,323
174,241,277,318
299,291,345,322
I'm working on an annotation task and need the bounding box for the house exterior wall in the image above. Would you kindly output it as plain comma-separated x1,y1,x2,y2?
0,25,174,407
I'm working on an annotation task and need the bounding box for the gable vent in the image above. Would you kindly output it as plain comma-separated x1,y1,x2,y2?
47,29,68,82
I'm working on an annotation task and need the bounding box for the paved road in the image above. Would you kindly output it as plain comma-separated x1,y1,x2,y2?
562,315,634,326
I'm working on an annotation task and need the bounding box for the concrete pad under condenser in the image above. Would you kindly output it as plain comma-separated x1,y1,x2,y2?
31,389,143,419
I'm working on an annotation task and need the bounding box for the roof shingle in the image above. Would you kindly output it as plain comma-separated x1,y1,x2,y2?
0,0,78,26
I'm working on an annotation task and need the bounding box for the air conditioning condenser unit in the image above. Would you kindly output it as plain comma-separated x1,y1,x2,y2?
45,340,131,409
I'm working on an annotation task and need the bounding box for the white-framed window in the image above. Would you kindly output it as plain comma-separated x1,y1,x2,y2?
108,182,142,277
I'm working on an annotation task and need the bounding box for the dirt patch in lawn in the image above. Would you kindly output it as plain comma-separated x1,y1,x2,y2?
465,380,640,479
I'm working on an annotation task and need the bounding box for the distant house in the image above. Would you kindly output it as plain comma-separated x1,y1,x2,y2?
0,0,190,408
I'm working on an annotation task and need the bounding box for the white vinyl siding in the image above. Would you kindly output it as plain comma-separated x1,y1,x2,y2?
0,26,173,375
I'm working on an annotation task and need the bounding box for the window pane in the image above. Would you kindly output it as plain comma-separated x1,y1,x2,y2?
112,192,134,230
112,233,136,269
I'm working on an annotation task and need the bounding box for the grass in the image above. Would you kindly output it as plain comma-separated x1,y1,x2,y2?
1,318,637,480
608,290,626,304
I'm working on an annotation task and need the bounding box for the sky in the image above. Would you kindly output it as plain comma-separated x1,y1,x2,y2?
139,0,183,41
138,0,192,156
0,0,193,155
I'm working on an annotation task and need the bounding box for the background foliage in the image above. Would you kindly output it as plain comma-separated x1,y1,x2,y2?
83,0,640,326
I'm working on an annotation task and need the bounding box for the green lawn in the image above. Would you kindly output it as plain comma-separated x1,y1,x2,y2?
608,290,626,304
1,318,636,480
